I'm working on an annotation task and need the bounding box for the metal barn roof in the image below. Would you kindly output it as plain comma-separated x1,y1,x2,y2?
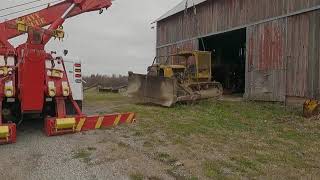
156,0,207,22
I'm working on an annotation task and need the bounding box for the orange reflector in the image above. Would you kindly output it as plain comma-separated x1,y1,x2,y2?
75,69,81,73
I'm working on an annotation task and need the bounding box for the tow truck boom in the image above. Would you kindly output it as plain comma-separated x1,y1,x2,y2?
0,0,111,48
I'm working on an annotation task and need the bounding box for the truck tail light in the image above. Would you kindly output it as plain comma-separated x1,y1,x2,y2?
51,69,63,78
74,69,81,73
62,81,70,96
75,74,81,78
48,81,56,97
4,81,14,97
74,63,81,67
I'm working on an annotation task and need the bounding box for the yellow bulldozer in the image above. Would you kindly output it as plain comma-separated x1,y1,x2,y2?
127,51,223,107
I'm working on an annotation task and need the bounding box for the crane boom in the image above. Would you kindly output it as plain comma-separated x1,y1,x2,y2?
0,0,112,47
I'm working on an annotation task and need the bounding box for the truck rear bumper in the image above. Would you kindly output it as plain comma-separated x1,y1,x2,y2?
44,112,135,136
0,123,16,144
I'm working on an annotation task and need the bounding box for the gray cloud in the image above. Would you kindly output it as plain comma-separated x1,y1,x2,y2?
1,0,181,75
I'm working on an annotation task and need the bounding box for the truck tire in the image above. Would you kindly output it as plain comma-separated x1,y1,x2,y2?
43,101,56,118
2,100,21,124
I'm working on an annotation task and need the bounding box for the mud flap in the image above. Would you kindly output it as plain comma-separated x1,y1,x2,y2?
127,73,177,107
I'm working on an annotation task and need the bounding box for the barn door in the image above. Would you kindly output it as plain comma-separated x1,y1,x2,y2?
245,20,286,102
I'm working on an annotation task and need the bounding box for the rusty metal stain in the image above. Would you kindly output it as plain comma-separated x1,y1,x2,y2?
247,19,285,71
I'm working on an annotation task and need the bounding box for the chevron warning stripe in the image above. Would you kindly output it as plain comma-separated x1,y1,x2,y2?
44,112,136,136
95,116,104,129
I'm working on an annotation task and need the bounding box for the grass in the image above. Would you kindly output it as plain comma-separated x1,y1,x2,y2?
84,89,127,103
84,91,320,178
72,146,97,164
203,161,224,178
148,177,163,180
129,173,144,180
72,149,92,164
155,152,177,164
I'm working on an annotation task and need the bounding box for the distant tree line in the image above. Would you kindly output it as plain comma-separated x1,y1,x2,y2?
83,74,128,88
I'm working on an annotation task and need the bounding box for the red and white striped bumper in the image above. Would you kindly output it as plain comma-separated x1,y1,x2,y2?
45,112,136,136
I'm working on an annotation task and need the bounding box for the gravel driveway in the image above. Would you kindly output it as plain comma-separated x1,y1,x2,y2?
0,118,172,180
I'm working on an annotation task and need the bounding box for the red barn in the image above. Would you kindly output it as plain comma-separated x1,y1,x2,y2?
155,0,320,103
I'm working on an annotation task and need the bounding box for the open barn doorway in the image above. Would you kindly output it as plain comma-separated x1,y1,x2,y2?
199,28,246,96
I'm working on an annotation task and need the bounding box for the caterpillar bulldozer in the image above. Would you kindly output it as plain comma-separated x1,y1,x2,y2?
127,51,223,107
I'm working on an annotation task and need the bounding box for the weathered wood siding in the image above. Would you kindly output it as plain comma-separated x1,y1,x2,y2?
156,39,198,63
246,10,320,101
245,19,286,101
156,0,320,101
157,0,320,47
286,10,320,99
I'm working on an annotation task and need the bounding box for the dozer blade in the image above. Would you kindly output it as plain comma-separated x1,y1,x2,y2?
127,73,177,107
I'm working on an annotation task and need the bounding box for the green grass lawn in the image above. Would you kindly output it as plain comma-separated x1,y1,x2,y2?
84,90,320,179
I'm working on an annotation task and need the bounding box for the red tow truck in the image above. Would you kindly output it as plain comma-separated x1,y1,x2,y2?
0,0,135,144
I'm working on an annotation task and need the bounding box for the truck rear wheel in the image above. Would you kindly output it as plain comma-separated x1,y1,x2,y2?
2,100,21,124
44,100,56,118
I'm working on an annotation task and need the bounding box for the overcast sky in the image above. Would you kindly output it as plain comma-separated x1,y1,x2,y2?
1,0,181,75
